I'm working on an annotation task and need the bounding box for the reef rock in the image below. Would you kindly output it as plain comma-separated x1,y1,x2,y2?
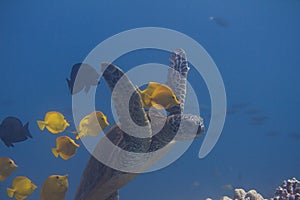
220,196,232,200
234,188,246,199
271,177,300,200
220,188,265,200
245,189,265,200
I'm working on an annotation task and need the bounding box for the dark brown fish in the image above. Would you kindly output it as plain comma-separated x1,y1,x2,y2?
0,117,32,147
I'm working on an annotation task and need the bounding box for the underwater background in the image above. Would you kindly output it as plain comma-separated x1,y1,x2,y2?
1,0,300,199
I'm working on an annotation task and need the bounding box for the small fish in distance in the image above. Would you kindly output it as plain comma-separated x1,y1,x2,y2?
249,115,268,125
66,63,100,95
0,117,32,147
209,16,229,27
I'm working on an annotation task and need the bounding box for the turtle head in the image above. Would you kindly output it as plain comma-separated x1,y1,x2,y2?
173,114,204,141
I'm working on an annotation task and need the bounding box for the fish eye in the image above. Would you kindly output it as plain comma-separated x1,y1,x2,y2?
56,176,59,179
9,161,12,164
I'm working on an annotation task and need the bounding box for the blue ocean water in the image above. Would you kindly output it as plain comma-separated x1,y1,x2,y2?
1,0,300,199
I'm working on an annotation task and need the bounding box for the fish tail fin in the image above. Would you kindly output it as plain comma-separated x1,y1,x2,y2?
36,120,46,131
23,122,33,138
24,122,29,129
75,132,83,140
66,78,71,88
51,148,59,157
69,130,77,134
6,187,15,198
68,131,80,140
2,139,12,147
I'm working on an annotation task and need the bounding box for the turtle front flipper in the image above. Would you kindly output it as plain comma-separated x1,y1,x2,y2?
165,49,190,115
101,63,151,136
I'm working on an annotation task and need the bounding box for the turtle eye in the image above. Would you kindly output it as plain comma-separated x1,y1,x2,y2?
9,161,12,164
56,176,59,179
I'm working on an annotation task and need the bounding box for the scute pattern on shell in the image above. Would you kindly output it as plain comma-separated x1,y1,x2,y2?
75,49,205,200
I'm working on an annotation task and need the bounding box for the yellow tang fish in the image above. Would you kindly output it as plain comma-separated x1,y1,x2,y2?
40,175,68,200
52,136,79,160
137,82,180,110
6,176,37,200
37,111,70,134
0,157,18,181
75,111,109,140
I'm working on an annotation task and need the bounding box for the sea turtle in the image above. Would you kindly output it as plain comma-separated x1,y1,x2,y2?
74,49,204,200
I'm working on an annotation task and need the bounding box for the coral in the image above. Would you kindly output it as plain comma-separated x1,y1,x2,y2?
220,196,232,200
271,177,300,200
245,190,265,200
208,177,300,200
234,188,246,199
220,188,266,200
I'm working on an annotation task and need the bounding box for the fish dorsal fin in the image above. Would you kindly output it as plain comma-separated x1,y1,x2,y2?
6,188,15,198
145,82,159,96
